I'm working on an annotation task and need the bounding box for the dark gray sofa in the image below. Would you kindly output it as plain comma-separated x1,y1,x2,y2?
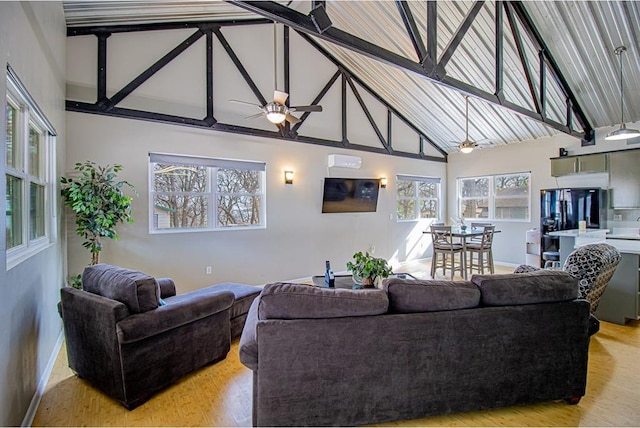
239,270,591,426
60,264,235,409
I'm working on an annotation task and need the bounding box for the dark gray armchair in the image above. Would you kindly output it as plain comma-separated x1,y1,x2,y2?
59,264,234,409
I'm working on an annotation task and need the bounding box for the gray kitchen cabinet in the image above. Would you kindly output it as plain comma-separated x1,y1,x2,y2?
595,251,639,325
609,150,640,208
550,153,608,177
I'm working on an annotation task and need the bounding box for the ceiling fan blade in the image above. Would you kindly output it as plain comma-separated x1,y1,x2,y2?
285,113,301,125
290,105,322,112
244,112,265,120
273,90,288,105
230,99,262,108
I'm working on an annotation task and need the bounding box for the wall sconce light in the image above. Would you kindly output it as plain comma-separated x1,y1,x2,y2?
284,170,294,185
380,177,387,188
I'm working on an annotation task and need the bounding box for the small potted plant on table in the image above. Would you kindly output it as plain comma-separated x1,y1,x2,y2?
347,251,393,289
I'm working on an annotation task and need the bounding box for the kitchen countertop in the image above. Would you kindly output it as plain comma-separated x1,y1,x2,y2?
548,228,640,254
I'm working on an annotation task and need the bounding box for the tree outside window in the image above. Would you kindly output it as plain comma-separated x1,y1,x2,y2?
458,173,530,221
150,154,265,232
396,175,441,221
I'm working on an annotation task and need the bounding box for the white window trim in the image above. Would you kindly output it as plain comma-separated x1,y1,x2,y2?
457,172,531,222
395,175,442,223
148,153,267,234
5,65,57,270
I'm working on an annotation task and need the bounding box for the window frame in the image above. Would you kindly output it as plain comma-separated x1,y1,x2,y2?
148,153,267,234
395,174,442,222
5,66,57,270
457,172,531,222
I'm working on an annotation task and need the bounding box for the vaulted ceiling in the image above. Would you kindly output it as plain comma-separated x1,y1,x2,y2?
62,1,640,157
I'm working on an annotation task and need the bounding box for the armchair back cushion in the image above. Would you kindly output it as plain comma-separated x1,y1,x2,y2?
83,264,160,313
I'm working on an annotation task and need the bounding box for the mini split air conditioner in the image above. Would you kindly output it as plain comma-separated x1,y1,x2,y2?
328,154,361,169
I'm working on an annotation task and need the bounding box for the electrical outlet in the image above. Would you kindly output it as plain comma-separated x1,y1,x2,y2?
613,214,622,221
205,266,212,275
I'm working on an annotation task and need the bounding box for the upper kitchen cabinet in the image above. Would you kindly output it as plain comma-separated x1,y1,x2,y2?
609,149,640,208
551,153,608,177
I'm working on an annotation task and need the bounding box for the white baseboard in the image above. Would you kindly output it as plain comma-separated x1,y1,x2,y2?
21,330,63,427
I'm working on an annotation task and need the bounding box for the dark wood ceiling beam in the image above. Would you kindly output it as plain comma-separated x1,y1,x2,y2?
435,1,485,78
227,0,591,143
495,1,504,102
504,2,541,114
345,75,391,153
508,1,594,142
104,29,204,110
214,26,267,106
297,31,448,158
396,1,427,64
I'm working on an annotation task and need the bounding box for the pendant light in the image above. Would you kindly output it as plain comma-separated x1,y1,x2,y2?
605,45,640,141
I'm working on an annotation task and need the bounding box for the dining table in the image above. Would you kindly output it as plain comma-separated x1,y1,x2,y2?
423,225,500,280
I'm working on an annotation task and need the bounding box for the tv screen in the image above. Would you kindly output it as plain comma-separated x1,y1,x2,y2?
322,178,381,213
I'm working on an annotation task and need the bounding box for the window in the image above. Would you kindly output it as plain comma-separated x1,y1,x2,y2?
458,172,530,221
396,175,441,221
5,65,56,268
149,153,266,232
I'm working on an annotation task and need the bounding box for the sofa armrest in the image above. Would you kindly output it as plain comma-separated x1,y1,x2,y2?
116,290,234,344
157,277,177,298
239,296,260,370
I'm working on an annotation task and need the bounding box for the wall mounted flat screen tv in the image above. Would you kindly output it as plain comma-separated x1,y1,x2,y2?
322,178,381,213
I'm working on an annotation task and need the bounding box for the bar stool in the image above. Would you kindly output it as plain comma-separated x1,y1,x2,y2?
466,225,495,274
429,225,466,280
542,251,561,269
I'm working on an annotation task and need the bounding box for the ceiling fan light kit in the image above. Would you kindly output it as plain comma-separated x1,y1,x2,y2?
265,103,287,124
606,45,640,141
459,141,475,154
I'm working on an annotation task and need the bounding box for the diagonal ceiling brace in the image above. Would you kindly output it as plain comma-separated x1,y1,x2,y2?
227,0,593,142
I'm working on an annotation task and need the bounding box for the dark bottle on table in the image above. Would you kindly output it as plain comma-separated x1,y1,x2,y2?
325,260,335,288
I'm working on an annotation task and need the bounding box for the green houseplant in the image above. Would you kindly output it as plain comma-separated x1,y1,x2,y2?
61,161,137,285
346,251,393,288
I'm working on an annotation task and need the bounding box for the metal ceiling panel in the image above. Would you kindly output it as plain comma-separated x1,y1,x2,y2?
61,0,640,154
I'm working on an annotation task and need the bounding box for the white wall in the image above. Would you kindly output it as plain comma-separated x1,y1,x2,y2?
65,113,446,290
446,121,640,266
0,2,66,426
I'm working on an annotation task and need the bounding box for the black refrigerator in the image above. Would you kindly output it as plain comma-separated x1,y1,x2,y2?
539,188,607,267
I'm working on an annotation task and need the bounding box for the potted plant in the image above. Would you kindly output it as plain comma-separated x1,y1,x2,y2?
346,251,393,289
61,161,137,287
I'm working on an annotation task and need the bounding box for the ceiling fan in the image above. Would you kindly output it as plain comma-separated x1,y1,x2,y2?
451,96,490,154
231,90,321,126
230,23,322,127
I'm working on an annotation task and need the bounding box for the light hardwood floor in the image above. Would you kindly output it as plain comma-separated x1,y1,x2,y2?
33,262,640,427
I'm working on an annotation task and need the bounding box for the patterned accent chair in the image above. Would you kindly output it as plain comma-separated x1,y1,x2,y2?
514,243,621,335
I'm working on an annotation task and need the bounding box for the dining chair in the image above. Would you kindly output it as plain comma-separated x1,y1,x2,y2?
429,225,466,280
466,225,495,274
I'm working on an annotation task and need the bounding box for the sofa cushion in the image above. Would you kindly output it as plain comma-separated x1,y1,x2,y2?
258,282,388,320
383,278,480,313
471,270,578,306
82,264,160,313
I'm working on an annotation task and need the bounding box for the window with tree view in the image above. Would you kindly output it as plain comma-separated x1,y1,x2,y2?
149,153,265,232
5,66,56,268
396,175,441,221
458,172,530,221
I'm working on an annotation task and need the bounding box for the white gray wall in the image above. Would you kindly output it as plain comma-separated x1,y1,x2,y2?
64,22,448,291
446,120,640,266
0,2,66,426
65,112,446,291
